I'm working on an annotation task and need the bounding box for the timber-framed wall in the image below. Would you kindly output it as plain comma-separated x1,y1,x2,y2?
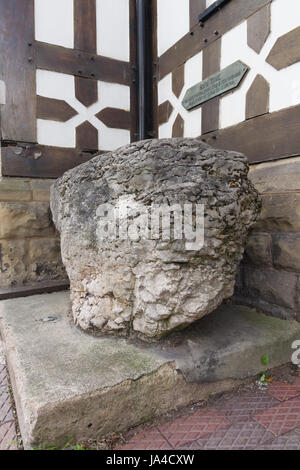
2,0,300,173
155,0,300,165
0,0,138,179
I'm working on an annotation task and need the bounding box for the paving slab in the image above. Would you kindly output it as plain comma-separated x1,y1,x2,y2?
152,303,300,383
253,396,300,435
181,421,275,450
0,291,299,449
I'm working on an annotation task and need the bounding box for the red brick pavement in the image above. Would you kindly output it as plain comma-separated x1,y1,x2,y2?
267,378,300,402
0,365,8,389
158,408,230,448
0,362,18,450
181,421,275,450
253,396,300,436
117,373,300,451
119,429,172,451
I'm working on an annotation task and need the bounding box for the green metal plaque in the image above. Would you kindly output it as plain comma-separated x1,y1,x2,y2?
182,60,249,111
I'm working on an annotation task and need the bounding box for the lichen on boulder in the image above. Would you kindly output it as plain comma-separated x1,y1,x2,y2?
51,138,261,341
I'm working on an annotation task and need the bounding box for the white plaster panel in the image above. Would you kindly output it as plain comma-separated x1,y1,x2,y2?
158,73,173,106
271,0,300,40
265,0,300,112
36,70,130,149
98,82,130,111
157,0,190,57
158,51,203,138
91,117,130,151
96,0,130,62
220,22,248,128
34,0,74,48
221,22,247,69
36,70,77,147
270,63,300,111
219,20,270,128
184,51,203,89
182,51,203,137
184,107,202,138
37,120,75,148
158,73,175,138
36,70,75,102
0,80,6,105
219,0,300,128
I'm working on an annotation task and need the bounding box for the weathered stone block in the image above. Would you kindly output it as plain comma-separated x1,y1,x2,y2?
250,156,300,193
51,138,260,341
273,234,300,272
0,239,27,288
30,179,53,202
27,238,67,283
0,237,68,289
0,178,31,202
28,238,61,262
0,202,55,239
254,193,300,233
244,232,272,266
243,265,298,310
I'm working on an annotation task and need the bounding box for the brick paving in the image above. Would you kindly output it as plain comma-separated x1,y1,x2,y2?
119,429,172,451
214,389,280,423
180,421,275,450
253,396,300,436
267,378,300,402
0,340,18,451
157,408,230,448
116,367,300,451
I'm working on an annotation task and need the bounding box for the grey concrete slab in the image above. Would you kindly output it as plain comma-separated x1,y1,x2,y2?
152,304,300,383
0,291,299,448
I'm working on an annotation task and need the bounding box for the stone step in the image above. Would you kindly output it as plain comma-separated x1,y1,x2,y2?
0,291,299,449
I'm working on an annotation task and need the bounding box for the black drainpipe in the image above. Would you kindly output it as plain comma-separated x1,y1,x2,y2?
198,0,232,23
136,0,153,141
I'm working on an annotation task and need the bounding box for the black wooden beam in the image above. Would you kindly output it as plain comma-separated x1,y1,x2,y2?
0,281,70,301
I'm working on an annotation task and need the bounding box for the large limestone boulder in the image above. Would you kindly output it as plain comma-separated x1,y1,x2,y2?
51,138,260,341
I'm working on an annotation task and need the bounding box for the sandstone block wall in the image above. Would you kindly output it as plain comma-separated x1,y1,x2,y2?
0,177,67,290
235,157,300,322
1,156,299,328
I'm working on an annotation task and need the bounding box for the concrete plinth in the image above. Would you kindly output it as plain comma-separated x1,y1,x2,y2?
0,291,299,449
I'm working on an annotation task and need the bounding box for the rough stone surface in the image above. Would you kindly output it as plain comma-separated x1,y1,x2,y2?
0,202,55,239
273,234,300,272
0,292,299,448
243,266,298,312
0,178,67,290
27,239,67,284
249,156,300,193
30,179,53,202
255,193,300,233
0,239,27,288
236,157,300,322
244,233,272,266
0,178,31,202
51,138,260,341
0,238,67,289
